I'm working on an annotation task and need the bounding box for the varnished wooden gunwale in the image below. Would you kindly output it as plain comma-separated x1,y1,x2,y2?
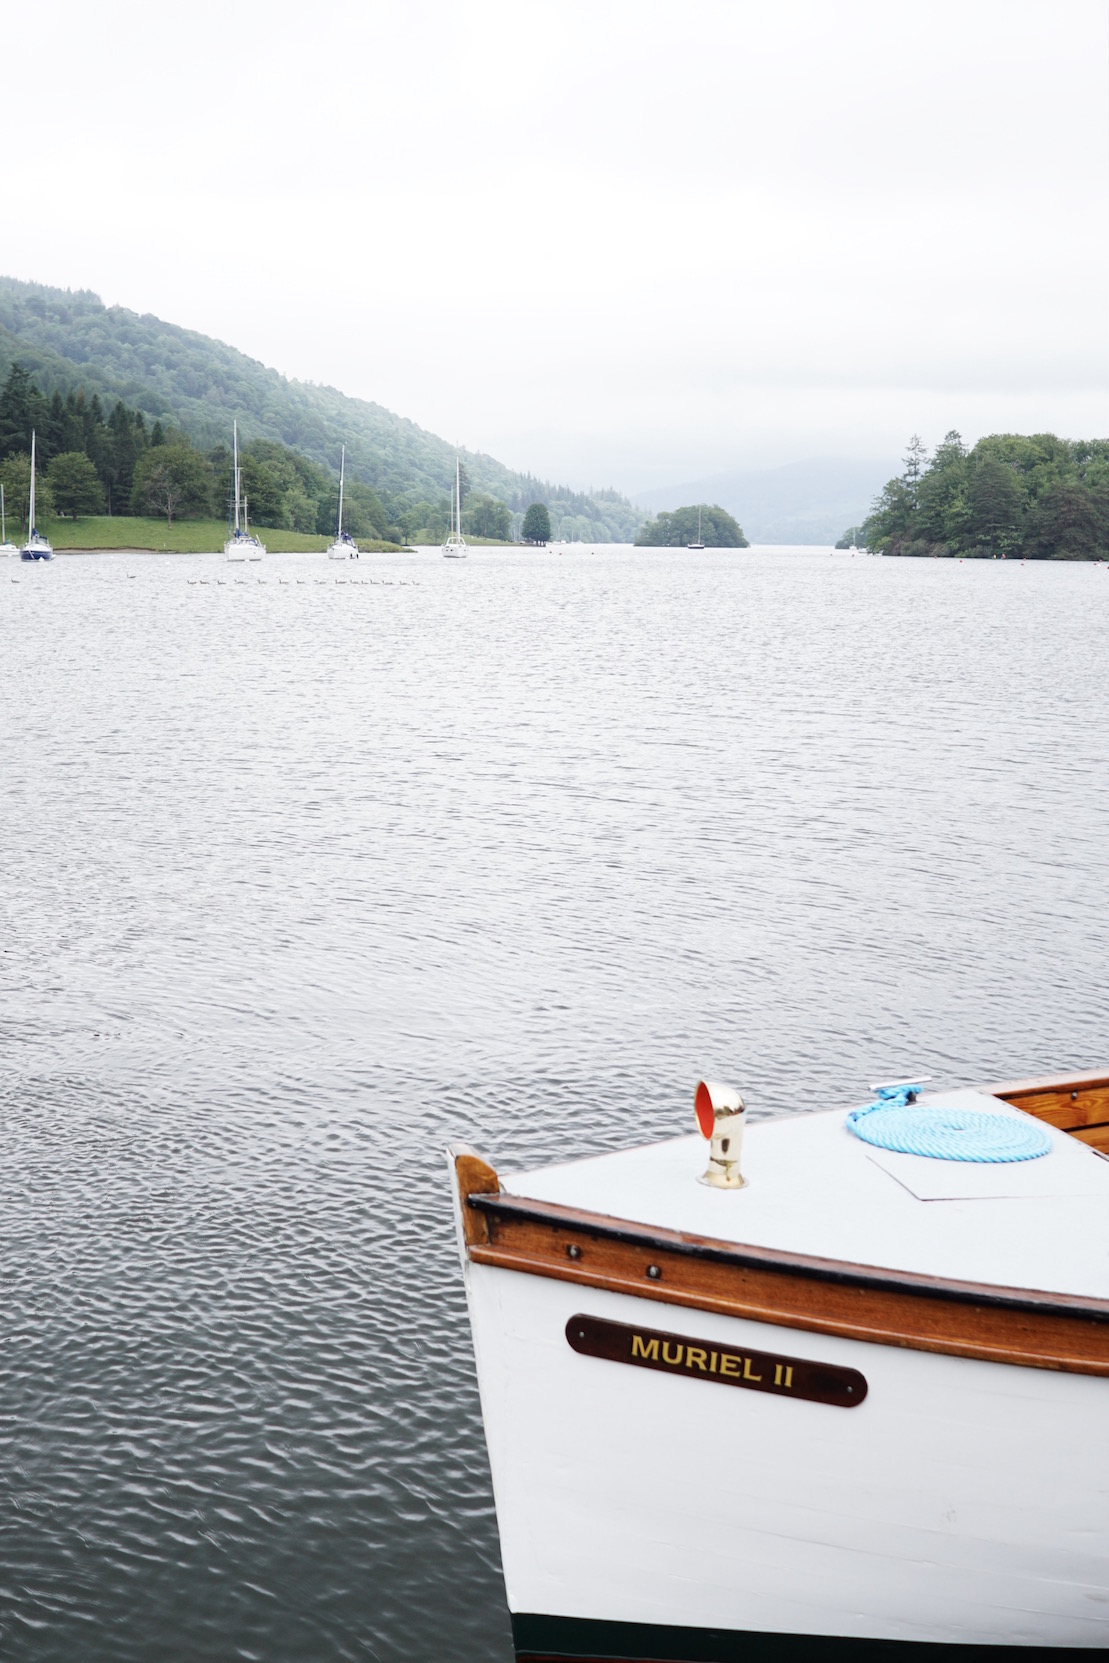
990,1069,1109,1138
456,1065,1109,1377
465,1190,1109,1375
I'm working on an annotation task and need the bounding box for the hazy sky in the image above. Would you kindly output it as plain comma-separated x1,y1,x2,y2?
5,0,1107,492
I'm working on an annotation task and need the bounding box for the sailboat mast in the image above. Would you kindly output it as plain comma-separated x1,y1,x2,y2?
29,430,36,533
233,421,240,533
338,446,345,538
455,452,461,539
1,482,5,544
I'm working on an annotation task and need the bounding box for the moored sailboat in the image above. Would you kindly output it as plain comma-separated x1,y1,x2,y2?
224,421,265,562
688,505,705,549
327,445,358,559
450,1067,1109,1659
442,451,467,558
20,431,54,561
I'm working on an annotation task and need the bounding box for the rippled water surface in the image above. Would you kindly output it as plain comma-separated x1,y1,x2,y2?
2,545,1107,1659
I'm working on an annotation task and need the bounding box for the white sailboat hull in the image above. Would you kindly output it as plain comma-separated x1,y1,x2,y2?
224,537,265,562
462,1260,1108,1653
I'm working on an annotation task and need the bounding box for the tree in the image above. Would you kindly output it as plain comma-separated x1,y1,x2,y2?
0,452,55,532
1024,480,1109,560
964,457,1023,555
131,444,212,524
335,479,386,539
463,493,511,540
237,456,282,527
46,451,105,517
104,400,148,514
286,488,320,534
901,434,929,507
860,476,917,553
914,430,968,546
45,390,67,460
522,502,551,543
0,364,48,460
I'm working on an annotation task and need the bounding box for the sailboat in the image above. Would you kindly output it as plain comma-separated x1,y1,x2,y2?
224,421,265,562
0,484,17,556
20,431,53,561
442,451,468,558
688,506,705,550
327,445,358,559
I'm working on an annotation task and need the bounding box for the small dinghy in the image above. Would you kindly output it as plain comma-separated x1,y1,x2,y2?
450,1069,1109,1660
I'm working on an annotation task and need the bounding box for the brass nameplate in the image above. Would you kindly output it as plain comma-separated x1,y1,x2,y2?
566,1314,867,1407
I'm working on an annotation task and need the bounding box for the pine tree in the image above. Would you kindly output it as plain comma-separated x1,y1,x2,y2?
0,364,46,458
522,502,551,543
901,434,929,508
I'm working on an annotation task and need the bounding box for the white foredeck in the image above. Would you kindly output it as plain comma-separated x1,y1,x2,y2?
500,1089,1109,1301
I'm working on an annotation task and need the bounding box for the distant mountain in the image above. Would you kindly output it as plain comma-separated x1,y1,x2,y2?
0,276,642,541
633,457,898,545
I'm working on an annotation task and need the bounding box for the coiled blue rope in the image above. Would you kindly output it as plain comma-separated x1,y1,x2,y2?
846,1083,1051,1163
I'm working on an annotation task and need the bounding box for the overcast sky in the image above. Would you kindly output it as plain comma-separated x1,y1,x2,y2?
4,0,1107,492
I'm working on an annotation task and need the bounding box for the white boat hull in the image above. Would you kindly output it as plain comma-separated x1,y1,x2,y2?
224,537,265,563
462,1259,1109,1654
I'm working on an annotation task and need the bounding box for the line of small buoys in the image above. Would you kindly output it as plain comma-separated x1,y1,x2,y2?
180,571,421,587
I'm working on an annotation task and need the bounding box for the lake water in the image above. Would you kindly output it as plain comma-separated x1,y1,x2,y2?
1,544,1107,1660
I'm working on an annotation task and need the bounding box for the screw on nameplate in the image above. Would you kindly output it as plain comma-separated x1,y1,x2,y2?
695,1079,748,1189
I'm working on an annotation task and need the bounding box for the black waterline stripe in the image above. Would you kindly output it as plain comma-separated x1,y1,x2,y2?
512,1613,1086,1661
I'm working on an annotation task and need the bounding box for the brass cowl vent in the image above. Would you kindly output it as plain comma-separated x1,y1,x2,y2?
695,1079,747,1189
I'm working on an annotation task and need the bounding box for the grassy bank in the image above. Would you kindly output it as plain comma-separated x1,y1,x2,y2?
410,535,524,547
45,517,405,554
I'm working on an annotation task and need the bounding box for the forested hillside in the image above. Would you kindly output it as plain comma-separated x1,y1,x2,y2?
0,276,643,542
0,364,395,538
861,432,1109,559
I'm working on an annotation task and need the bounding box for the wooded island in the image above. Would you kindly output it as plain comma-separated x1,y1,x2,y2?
635,504,748,547
857,432,1109,560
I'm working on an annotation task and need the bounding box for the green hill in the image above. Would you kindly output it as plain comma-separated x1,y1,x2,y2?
0,276,642,542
